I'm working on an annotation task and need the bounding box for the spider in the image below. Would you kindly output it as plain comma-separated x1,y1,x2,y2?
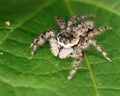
30,14,112,80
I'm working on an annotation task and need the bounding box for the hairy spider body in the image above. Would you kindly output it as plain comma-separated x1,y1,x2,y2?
30,14,112,80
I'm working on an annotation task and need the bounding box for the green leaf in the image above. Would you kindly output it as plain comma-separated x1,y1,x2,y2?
0,0,120,96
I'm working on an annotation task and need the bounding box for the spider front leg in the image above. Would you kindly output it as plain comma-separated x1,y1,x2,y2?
67,51,84,80
49,38,61,56
59,48,73,59
90,39,111,62
30,30,56,57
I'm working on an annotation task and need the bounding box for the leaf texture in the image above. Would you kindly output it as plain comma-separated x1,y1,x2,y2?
0,0,120,96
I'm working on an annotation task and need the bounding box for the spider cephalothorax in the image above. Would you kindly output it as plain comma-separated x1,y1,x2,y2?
57,32,80,48
30,14,112,80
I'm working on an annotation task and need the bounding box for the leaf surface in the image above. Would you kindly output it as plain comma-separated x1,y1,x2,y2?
0,0,120,96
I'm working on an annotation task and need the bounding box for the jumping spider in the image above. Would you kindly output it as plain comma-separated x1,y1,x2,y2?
30,14,112,80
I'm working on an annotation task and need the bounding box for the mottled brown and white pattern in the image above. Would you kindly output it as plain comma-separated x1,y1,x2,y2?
30,14,112,80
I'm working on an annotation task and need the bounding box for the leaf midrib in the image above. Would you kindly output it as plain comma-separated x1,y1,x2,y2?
64,0,100,96
85,52,100,96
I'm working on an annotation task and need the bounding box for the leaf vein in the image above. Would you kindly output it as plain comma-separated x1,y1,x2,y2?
85,52,100,96
73,0,120,16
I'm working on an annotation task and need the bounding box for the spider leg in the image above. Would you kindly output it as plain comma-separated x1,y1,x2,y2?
66,14,96,33
59,48,73,59
66,15,76,32
49,38,60,56
81,21,94,29
54,16,66,30
93,26,112,35
30,30,56,57
90,39,111,62
67,15,76,26
77,14,96,21
67,51,84,80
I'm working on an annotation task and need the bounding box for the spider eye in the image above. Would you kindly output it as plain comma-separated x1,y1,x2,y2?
57,33,80,48
57,33,63,38
57,32,74,39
